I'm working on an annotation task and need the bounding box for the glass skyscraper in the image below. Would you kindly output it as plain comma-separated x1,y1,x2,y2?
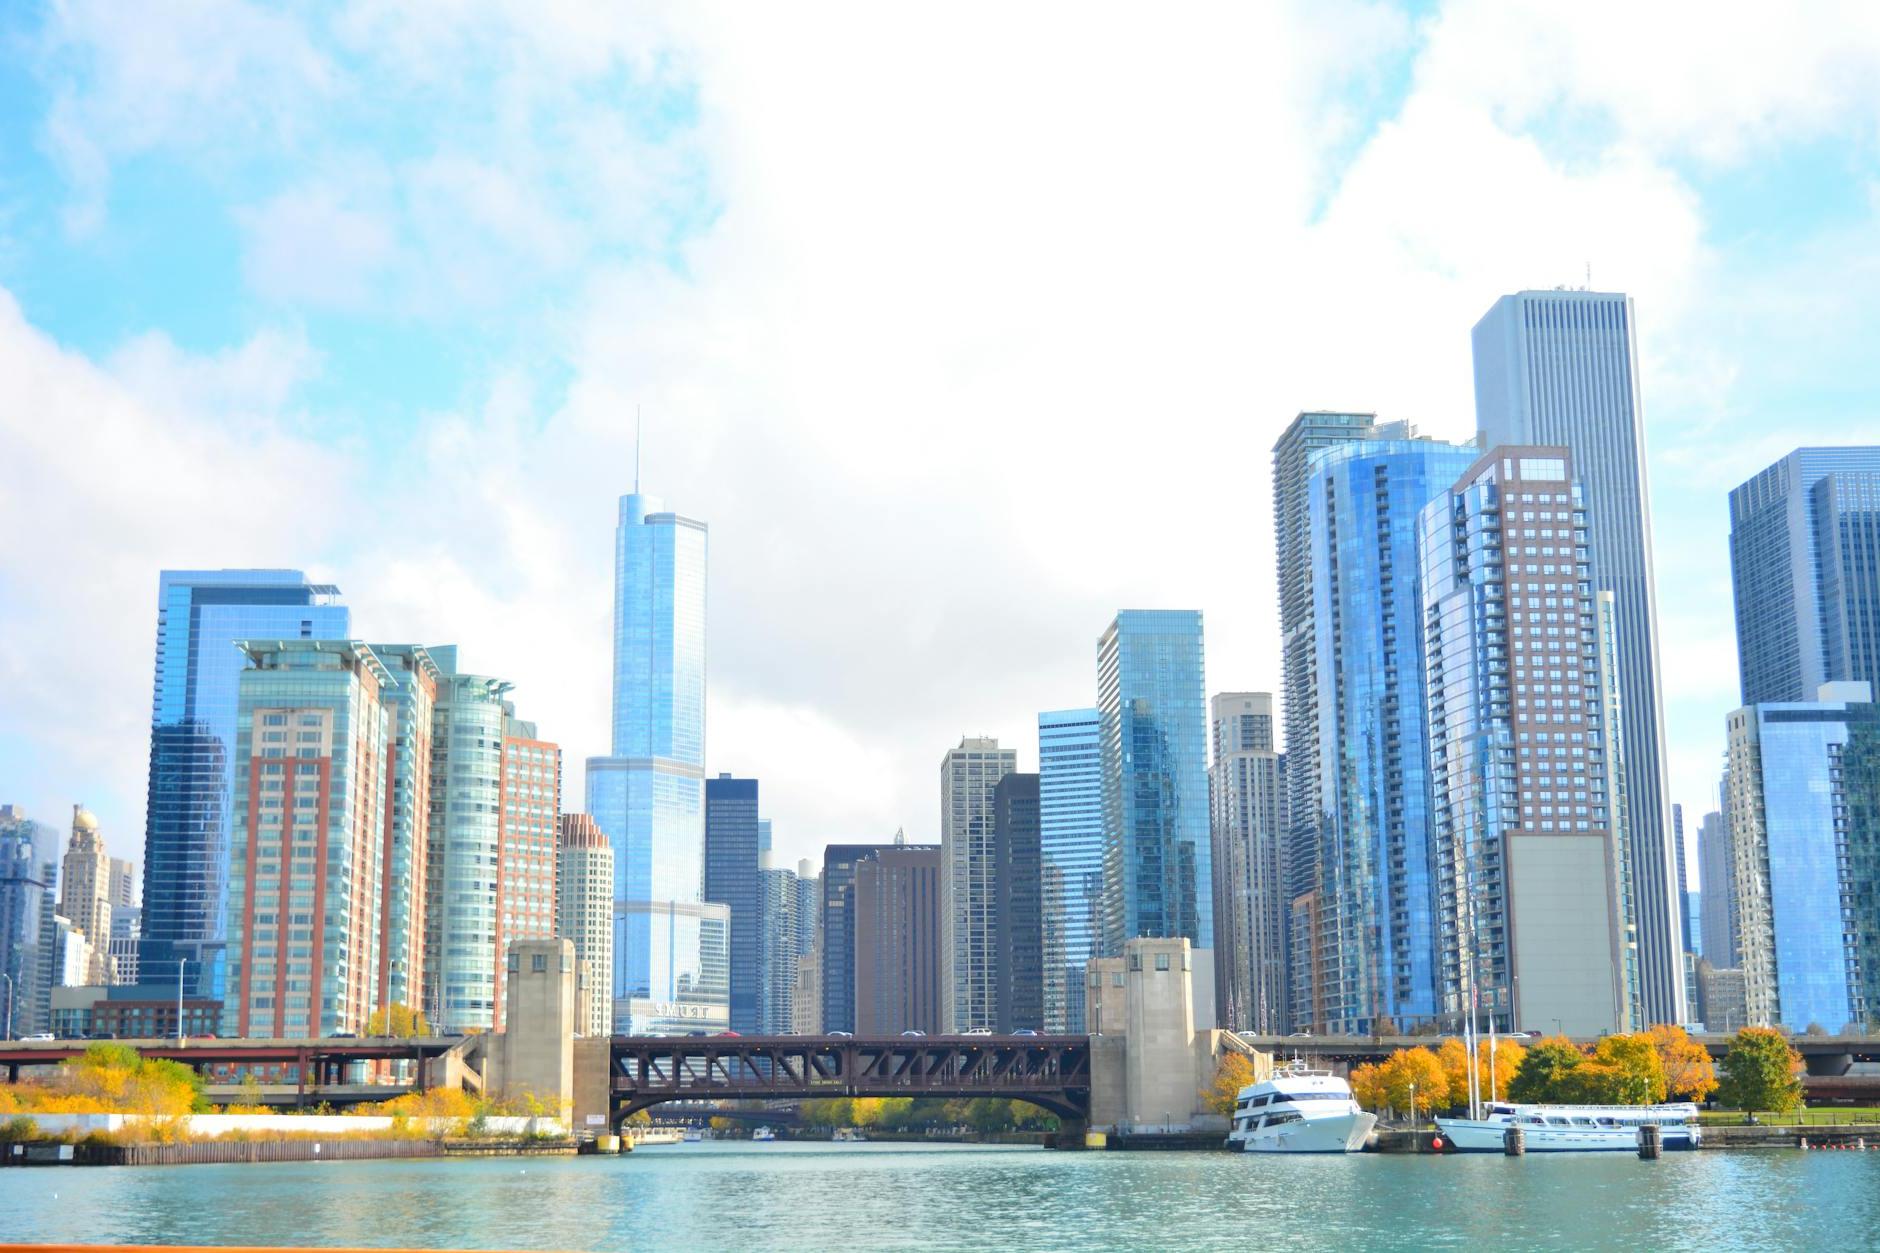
1473,290,1685,1025
1730,447,1880,706
1722,681,1880,1032
141,570,348,999
1038,707,1102,1033
586,490,726,1034
704,774,762,1033
1097,611,1210,958
1208,692,1285,1034
1307,438,1476,1034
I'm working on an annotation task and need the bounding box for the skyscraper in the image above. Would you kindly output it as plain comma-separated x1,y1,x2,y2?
60,807,114,986
1697,808,1736,965
0,805,57,1035
1038,707,1102,1033
1421,446,1638,1035
704,774,762,1033
940,737,1016,1032
1097,610,1210,958
1473,290,1685,1024
993,771,1043,1033
141,570,348,998
1208,693,1285,1033
557,813,615,1038
1304,436,1477,1035
224,640,391,1038
1730,447,1880,706
364,644,441,1015
1722,681,1880,1031
586,487,722,1035
756,855,817,1035
820,838,905,1033
854,844,943,1036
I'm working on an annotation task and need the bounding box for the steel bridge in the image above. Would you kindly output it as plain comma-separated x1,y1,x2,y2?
608,1034,1091,1124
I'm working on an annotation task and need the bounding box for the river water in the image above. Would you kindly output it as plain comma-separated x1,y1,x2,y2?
3,1141,1875,1250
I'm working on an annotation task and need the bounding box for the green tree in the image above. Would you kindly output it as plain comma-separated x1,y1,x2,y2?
1717,1027,1804,1114
1508,1036,1584,1103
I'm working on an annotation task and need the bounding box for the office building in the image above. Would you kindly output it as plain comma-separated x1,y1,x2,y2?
585,485,719,1035
141,570,349,999
758,855,818,1035
1304,437,1477,1034
223,640,391,1038
557,813,615,1038
1099,611,1210,961
425,650,561,1032
1474,291,1685,1024
1039,707,1102,1033
1722,681,1880,1032
1697,958,1749,1033
108,859,135,911
0,805,57,1035
109,906,140,988
1421,446,1638,1035
820,838,905,1032
363,645,441,1015
993,772,1043,1032
59,806,115,985
1209,693,1285,1033
1730,447,1880,705
854,844,943,1036
940,737,1016,1032
704,774,763,1033
1697,808,1736,964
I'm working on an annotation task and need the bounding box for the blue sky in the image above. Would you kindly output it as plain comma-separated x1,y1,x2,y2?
3,1,1880,882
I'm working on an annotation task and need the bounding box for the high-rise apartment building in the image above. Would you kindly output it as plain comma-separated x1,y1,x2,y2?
1208,693,1285,1033
224,641,390,1038
1474,291,1685,1024
1730,447,1880,706
108,860,135,911
1304,437,1477,1034
1097,610,1210,958
496,715,562,1029
704,774,762,1033
993,772,1043,1032
1697,808,1736,965
820,839,905,1033
0,806,57,1036
141,570,348,999
1722,681,1880,1032
854,844,943,1036
364,644,440,1015
60,807,115,985
1421,446,1638,1035
1038,707,1102,1033
585,487,723,1035
557,813,615,1038
757,855,817,1035
940,737,1016,1032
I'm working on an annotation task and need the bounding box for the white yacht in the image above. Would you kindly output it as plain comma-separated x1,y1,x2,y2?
1436,1102,1701,1152
751,1126,777,1142
1227,1065,1377,1153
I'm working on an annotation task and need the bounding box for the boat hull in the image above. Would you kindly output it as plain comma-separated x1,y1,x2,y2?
1231,1110,1377,1154
1435,1118,1700,1153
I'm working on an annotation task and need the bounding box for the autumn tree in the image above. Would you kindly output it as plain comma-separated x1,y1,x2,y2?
1645,1024,1717,1102
1379,1047,1448,1119
1435,1037,1527,1110
1568,1035,1668,1105
1202,1052,1261,1116
1508,1036,1584,1103
367,1003,431,1038
1717,1027,1803,1114
1349,1061,1387,1112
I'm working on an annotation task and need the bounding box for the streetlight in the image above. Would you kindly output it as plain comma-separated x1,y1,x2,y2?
176,958,190,1045
1,972,13,1040
1552,1017,1564,1038
1409,1081,1418,1133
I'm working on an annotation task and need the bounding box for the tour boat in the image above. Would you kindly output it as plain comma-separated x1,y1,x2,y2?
1227,1064,1377,1153
831,1127,867,1142
682,1128,704,1142
1435,1102,1701,1152
752,1126,777,1142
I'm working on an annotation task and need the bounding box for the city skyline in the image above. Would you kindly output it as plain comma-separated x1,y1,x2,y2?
8,7,1880,886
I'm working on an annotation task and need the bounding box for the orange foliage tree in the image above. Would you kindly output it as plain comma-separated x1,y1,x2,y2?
1378,1047,1448,1119
1436,1037,1527,1108
1202,1052,1261,1116
1645,1024,1718,1102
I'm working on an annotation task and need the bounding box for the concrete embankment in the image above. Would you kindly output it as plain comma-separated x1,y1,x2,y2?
3,1136,578,1167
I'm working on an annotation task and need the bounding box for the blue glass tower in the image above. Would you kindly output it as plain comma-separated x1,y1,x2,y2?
1730,447,1880,706
1039,708,1102,1033
586,491,725,1034
1309,438,1476,1034
1097,611,1210,958
140,570,347,999
704,774,761,1033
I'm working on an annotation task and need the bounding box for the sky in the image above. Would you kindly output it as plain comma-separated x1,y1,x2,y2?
3,1,1880,881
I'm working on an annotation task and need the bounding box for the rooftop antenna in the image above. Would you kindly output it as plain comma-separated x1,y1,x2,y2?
634,404,642,493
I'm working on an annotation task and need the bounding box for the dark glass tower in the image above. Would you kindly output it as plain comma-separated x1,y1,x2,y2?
993,772,1042,1032
704,774,761,1033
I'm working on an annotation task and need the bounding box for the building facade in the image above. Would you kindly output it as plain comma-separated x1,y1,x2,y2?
1696,808,1736,965
819,839,904,1033
1098,611,1211,962
1208,693,1285,1033
1722,682,1880,1032
940,737,1016,1032
585,488,716,1035
364,645,440,1016
141,570,349,999
704,774,763,1033
993,772,1043,1032
853,844,943,1036
1473,291,1685,1025
0,805,57,1035
1305,437,1476,1034
223,640,391,1039
1420,446,1638,1036
496,716,562,1030
557,813,615,1038
1038,707,1102,1033
1730,447,1880,706
756,855,816,1035
60,807,115,986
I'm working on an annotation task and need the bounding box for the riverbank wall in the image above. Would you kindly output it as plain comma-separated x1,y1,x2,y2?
2,1136,578,1167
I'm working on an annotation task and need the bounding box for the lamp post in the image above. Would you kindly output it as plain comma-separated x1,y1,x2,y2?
1,972,13,1040
1552,1017,1564,1039
1409,1081,1418,1133
176,958,190,1045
